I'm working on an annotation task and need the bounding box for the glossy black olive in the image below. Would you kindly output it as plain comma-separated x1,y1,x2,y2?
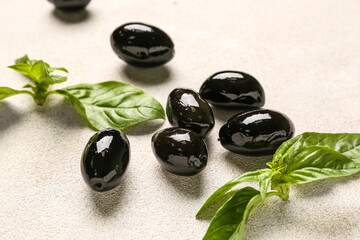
151,128,208,176
48,0,91,11
199,71,265,108
81,128,130,192
110,22,175,67
166,88,215,137
219,109,294,156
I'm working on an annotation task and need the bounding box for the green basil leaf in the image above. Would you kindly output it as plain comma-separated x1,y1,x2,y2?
271,134,302,170
258,170,273,199
282,145,360,185
294,132,360,162
197,169,273,217
8,64,32,76
9,56,68,86
30,61,53,85
50,75,67,84
0,87,32,101
44,62,69,73
274,133,360,165
56,81,165,130
15,54,33,65
202,187,262,240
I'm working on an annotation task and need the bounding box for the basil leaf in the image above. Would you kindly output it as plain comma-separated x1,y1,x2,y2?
202,187,262,240
282,145,360,185
8,64,32,76
56,81,165,130
0,87,32,101
274,133,360,164
197,169,273,217
15,54,33,65
30,61,53,85
50,75,67,83
9,55,68,86
44,62,68,73
271,134,302,170
295,132,360,162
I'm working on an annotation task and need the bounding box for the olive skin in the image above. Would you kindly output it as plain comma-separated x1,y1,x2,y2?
48,0,91,11
219,109,294,156
151,128,208,176
166,88,215,137
81,128,130,192
110,23,175,67
199,71,265,108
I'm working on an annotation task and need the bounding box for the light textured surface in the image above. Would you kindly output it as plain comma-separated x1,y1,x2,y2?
0,0,359,239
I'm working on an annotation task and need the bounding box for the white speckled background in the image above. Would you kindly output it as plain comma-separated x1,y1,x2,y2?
0,0,359,239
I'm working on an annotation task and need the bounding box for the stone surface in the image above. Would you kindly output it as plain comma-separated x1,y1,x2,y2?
0,0,359,239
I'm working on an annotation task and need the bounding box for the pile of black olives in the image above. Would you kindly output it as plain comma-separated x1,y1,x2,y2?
151,88,214,176
79,20,295,190
199,70,294,156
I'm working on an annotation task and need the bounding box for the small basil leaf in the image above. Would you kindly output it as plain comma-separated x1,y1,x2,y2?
9,56,68,86
47,67,68,73
203,187,262,240
15,55,32,65
0,87,32,101
50,75,67,84
30,61,53,85
56,81,165,130
8,64,32,76
282,145,360,185
45,62,68,73
197,169,273,217
259,170,273,199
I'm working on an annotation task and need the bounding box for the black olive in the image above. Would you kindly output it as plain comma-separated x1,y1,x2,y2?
48,0,91,11
166,88,215,137
219,109,294,156
110,22,175,68
151,128,208,176
81,128,130,192
199,71,265,108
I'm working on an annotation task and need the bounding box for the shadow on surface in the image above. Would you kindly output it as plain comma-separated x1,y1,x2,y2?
33,98,89,130
124,119,164,136
212,106,260,123
223,151,272,172
90,182,127,217
121,65,172,86
159,168,203,199
51,9,92,23
0,102,25,135
294,172,360,199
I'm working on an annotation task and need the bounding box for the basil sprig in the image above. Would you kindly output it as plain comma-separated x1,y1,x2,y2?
1,55,165,130
197,132,360,240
